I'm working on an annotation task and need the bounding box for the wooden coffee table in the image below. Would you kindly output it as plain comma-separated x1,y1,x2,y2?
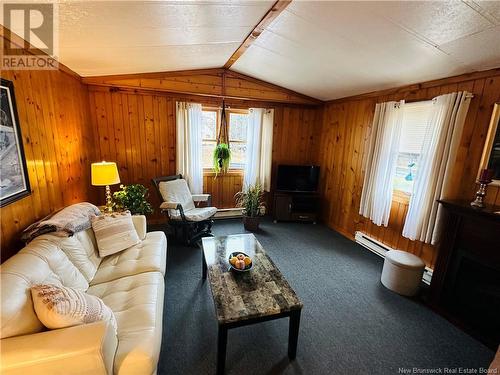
201,234,303,375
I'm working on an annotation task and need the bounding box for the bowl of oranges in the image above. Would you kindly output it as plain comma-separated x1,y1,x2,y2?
228,252,253,272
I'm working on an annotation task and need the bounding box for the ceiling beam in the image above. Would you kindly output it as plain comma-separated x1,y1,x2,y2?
223,0,292,69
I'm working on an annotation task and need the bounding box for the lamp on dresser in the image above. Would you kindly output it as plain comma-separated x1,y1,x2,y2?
91,161,120,213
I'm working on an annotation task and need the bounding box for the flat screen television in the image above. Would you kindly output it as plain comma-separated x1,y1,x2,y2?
276,165,320,192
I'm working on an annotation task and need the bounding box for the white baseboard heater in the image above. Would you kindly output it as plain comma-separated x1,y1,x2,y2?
213,208,243,220
354,231,433,285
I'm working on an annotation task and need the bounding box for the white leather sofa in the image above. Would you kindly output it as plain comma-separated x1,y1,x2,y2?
0,215,167,375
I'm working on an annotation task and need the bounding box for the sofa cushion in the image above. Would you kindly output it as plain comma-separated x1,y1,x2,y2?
87,271,164,375
91,231,167,285
91,212,141,257
131,215,147,241
31,284,117,333
0,239,88,339
38,228,101,283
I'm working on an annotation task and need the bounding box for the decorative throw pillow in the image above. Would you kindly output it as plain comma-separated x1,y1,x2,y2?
30,284,117,333
91,211,140,257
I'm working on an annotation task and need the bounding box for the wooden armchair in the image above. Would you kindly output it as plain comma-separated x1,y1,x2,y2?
152,175,216,245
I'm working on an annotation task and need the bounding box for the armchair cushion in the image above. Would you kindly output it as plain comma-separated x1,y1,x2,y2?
170,207,217,221
158,179,195,212
0,321,117,375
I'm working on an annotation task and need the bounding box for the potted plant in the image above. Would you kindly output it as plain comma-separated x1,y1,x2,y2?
235,183,265,231
112,184,153,215
213,143,231,176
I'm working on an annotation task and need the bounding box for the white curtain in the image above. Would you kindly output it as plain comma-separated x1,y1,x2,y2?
176,102,203,194
402,92,471,244
359,101,404,226
243,108,274,191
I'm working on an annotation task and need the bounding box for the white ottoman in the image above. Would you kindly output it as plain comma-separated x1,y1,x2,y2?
381,250,425,296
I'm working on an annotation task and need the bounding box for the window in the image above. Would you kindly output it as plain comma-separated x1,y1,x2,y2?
393,101,434,194
228,113,247,169
201,108,248,170
201,110,217,169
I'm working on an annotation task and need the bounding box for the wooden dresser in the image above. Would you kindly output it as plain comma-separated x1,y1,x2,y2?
429,199,500,349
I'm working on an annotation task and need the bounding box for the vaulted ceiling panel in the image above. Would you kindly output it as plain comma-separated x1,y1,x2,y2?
63,44,240,77
57,0,274,76
363,1,494,45
232,1,500,100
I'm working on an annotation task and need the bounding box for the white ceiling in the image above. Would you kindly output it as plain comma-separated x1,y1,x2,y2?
232,0,500,100
16,1,500,100
56,0,274,76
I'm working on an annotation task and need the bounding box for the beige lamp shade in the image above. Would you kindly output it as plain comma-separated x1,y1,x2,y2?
91,162,120,186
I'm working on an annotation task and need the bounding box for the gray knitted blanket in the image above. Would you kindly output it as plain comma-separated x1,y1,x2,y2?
21,202,101,243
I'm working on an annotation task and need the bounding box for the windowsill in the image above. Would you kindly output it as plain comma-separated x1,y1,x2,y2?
393,189,411,204
203,169,244,176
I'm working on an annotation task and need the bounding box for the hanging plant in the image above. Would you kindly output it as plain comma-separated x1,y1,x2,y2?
213,143,231,176
213,100,231,177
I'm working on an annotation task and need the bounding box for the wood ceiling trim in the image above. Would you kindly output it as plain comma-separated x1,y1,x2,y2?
82,68,226,84
87,84,319,109
223,0,292,69
327,68,500,104
83,68,323,105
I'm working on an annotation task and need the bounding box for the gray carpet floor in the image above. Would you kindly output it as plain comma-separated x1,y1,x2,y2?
157,218,494,375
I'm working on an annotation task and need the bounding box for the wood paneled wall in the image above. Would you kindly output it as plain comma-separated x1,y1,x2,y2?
87,86,322,220
87,87,176,221
317,70,500,268
1,67,95,262
203,172,243,209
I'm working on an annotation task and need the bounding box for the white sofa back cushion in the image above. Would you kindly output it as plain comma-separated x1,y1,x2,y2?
38,228,101,283
1,239,88,339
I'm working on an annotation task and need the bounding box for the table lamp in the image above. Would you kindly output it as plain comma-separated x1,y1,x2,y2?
91,161,120,212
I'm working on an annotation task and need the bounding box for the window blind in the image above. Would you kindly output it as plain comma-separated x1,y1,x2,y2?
399,101,434,154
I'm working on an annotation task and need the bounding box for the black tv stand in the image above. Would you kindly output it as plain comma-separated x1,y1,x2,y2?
273,191,319,223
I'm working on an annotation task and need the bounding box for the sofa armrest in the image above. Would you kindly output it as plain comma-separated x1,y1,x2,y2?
0,321,117,375
131,214,147,240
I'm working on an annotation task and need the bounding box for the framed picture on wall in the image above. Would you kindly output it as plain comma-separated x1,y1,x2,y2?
477,103,500,186
0,78,31,207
